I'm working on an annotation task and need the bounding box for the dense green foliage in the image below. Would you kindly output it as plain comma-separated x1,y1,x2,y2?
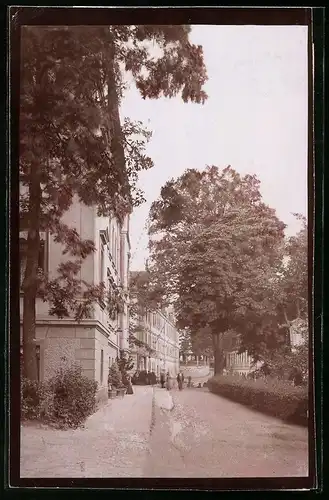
147,166,287,372
116,349,135,386
21,365,98,428
108,361,124,389
208,375,308,426
20,25,208,380
147,165,308,376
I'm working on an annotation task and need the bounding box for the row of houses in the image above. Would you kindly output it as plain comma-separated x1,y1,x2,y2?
20,201,131,403
19,201,181,401
130,306,180,377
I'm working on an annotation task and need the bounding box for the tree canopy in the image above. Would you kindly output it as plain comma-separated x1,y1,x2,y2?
147,166,289,373
20,25,208,379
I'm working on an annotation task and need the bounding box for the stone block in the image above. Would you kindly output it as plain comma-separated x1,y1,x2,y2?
46,327,76,338
80,338,96,349
75,348,96,360
35,326,48,340
76,328,95,339
80,359,95,371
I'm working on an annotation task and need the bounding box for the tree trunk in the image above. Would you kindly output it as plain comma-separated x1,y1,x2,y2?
106,33,127,191
22,292,38,380
212,333,226,375
296,298,300,318
22,222,41,380
22,159,42,380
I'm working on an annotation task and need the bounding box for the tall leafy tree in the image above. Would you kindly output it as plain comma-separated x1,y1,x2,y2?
179,328,193,363
259,215,308,382
281,215,308,324
147,166,286,374
20,25,208,380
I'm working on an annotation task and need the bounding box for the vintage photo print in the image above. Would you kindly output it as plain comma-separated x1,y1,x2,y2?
6,6,323,492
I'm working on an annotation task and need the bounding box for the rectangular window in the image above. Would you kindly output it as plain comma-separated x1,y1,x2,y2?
120,234,125,284
100,349,104,384
100,240,105,283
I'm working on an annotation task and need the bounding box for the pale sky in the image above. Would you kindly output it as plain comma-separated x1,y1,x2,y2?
120,25,308,271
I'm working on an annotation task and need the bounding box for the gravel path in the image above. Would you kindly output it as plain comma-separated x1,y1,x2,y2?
20,386,153,478
20,385,308,479
144,387,308,478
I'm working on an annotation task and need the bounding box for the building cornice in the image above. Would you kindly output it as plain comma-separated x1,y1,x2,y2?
20,317,121,344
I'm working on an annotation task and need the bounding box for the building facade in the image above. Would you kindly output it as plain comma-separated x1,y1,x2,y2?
130,305,180,378
20,197,131,403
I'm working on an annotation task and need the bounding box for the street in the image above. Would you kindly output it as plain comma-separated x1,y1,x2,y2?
146,387,308,478
20,386,308,479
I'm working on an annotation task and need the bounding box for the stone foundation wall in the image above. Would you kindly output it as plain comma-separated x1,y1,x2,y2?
21,323,120,387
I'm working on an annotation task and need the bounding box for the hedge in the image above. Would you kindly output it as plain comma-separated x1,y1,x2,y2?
207,375,308,426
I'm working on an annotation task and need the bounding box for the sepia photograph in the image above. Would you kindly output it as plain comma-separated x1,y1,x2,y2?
7,6,321,491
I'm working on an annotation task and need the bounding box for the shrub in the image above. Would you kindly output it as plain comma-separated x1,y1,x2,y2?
116,350,134,387
108,361,123,389
207,375,308,426
21,377,53,421
48,365,98,428
21,365,98,429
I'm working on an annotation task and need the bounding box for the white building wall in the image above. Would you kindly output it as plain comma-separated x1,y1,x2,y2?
131,306,180,377
20,196,131,401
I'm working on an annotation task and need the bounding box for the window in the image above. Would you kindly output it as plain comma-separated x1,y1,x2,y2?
120,234,125,284
100,239,105,283
117,232,121,275
100,349,104,384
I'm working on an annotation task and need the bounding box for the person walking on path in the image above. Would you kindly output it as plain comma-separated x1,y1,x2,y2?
177,371,185,391
126,374,134,395
160,372,165,388
149,371,156,386
166,372,171,391
187,375,192,388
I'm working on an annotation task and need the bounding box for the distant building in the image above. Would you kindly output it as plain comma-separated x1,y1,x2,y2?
20,197,131,404
129,271,180,377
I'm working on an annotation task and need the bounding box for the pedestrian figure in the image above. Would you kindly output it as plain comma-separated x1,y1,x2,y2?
187,375,192,388
150,371,156,386
126,374,134,395
176,371,184,391
166,372,171,391
160,372,165,388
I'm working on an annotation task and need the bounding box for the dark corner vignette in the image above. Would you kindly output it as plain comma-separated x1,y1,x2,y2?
8,5,317,493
